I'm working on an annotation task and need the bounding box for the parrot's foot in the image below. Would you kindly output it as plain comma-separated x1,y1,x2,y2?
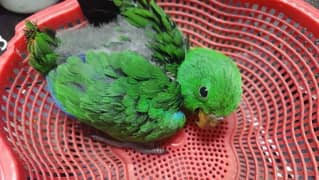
90,135,167,155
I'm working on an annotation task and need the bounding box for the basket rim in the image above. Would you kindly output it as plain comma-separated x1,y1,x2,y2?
0,0,319,179
0,0,80,179
242,0,319,37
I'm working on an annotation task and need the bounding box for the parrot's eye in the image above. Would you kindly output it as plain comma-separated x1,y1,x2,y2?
199,86,208,98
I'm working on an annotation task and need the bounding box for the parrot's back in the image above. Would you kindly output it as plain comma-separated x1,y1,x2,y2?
55,16,154,64
25,0,187,75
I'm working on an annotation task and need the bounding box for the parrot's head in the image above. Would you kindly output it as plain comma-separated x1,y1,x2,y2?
177,48,242,128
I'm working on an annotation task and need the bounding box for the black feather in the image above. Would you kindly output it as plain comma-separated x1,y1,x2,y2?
77,0,120,26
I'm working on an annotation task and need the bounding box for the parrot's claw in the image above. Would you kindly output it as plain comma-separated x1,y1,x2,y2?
90,135,167,155
134,146,167,154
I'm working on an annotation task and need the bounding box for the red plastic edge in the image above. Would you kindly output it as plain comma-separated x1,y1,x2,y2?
0,0,319,179
239,0,319,37
0,122,27,180
0,0,82,179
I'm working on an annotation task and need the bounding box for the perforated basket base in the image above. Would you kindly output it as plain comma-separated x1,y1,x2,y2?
0,0,319,179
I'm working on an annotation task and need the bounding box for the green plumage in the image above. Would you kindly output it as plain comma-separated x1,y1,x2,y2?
24,0,242,148
177,48,242,117
48,51,184,142
24,21,59,75
116,0,187,75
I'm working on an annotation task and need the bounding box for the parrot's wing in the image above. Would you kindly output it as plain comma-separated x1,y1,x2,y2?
47,51,185,143
118,0,188,75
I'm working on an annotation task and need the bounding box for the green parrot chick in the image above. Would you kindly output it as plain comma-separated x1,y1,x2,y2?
177,48,242,128
23,0,243,154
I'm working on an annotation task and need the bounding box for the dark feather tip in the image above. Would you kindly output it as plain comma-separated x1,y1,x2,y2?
24,21,39,41
43,28,57,39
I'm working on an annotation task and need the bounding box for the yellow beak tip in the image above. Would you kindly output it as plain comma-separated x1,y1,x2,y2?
197,110,223,128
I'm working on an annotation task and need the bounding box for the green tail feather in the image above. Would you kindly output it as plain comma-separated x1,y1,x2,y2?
24,21,59,75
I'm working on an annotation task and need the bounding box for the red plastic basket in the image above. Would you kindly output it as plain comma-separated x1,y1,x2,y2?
1,0,319,179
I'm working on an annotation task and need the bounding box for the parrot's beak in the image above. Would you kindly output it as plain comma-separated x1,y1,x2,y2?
196,109,224,128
